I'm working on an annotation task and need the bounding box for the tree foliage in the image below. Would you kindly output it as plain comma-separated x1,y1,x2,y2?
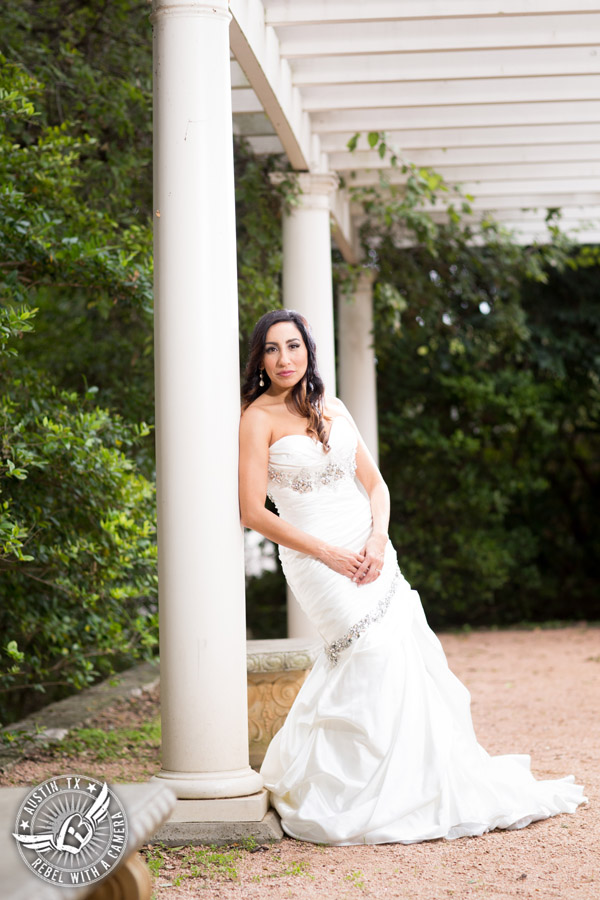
0,304,158,725
0,0,156,431
0,32,158,723
342,133,600,628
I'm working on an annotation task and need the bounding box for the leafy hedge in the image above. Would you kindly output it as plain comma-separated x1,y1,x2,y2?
0,50,157,724
370,226,600,629
1,306,157,724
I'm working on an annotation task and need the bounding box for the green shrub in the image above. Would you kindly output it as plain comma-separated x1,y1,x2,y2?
0,310,158,726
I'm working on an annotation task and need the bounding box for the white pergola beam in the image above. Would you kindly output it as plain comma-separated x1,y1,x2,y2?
350,173,600,196
423,205,600,223
230,0,361,258
289,46,600,85
229,0,316,169
330,143,600,170
352,191,600,213
265,1,600,26
311,100,600,133
463,192,599,209
458,179,600,197
345,161,600,185
320,123,600,152
354,218,600,246
505,229,600,243
275,14,600,58
329,188,359,263
301,75,600,111
440,226,600,244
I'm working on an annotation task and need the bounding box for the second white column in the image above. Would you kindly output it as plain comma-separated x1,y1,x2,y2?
277,172,339,639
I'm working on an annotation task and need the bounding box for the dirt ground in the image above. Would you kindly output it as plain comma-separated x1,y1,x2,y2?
2,625,598,900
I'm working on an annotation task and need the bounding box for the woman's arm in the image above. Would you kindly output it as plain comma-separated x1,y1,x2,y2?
238,407,366,580
328,398,390,585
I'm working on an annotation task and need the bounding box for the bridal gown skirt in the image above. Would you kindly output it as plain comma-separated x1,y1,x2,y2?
261,415,587,845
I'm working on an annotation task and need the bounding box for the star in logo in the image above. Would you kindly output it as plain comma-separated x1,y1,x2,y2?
86,783,97,794
20,820,30,831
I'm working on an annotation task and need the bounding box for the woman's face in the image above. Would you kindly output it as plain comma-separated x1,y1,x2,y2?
262,321,308,391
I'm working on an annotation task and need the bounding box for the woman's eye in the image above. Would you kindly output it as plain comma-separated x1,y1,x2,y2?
290,344,300,350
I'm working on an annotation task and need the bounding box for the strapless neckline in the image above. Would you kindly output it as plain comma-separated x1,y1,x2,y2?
268,414,345,453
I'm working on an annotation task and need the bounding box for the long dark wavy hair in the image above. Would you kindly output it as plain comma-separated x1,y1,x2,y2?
241,309,332,450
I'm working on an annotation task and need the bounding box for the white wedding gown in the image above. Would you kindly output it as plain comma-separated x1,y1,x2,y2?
260,414,587,845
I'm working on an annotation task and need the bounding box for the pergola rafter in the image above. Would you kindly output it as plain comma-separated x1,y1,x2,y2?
229,0,600,252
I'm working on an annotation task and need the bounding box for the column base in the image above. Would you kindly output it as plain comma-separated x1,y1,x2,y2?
151,794,283,846
165,788,269,823
153,808,283,848
151,765,263,799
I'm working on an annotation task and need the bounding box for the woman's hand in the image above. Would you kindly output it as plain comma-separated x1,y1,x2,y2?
352,532,387,585
318,532,387,584
318,544,367,580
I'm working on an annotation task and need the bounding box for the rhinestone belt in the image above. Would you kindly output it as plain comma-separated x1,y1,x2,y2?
325,567,400,667
267,451,357,503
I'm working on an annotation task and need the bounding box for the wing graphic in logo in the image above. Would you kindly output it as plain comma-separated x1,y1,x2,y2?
11,831,57,852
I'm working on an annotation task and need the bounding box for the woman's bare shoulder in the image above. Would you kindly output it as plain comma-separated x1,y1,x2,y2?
325,395,353,420
240,400,272,439
325,396,360,433
242,396,268,417
324,395,344,414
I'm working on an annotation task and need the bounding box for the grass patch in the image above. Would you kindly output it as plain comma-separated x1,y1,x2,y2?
269,859,314,879
345,869,366,890
144,845,168,877
142,843,242,889
182,846,240,881
57,718,161,761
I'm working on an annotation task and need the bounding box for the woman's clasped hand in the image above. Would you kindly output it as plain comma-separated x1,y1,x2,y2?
318,532,386,584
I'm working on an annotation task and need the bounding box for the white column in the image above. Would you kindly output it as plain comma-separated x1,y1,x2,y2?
273,173,338,640
276,173,339,397
151,0,263,806
338,270,379,464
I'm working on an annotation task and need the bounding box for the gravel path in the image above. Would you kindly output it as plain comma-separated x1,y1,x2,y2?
2,626,598,899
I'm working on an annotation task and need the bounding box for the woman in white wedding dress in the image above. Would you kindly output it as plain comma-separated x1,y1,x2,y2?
238,309,586,846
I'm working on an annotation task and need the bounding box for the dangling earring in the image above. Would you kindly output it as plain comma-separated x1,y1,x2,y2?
259,369,264,388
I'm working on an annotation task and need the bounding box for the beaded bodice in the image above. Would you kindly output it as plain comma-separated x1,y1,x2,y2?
266,413,400,664
266,415,358,508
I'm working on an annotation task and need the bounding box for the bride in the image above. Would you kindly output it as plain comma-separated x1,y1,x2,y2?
238,308,586,846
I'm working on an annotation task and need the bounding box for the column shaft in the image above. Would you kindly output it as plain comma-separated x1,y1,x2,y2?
279,173,338,397
338,271,379,464
151,0,262,800
277,173,338,639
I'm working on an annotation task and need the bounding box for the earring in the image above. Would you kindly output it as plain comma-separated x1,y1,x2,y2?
259,369,264,388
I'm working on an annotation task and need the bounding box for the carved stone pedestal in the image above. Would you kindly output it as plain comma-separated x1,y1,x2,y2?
246,638,321,768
